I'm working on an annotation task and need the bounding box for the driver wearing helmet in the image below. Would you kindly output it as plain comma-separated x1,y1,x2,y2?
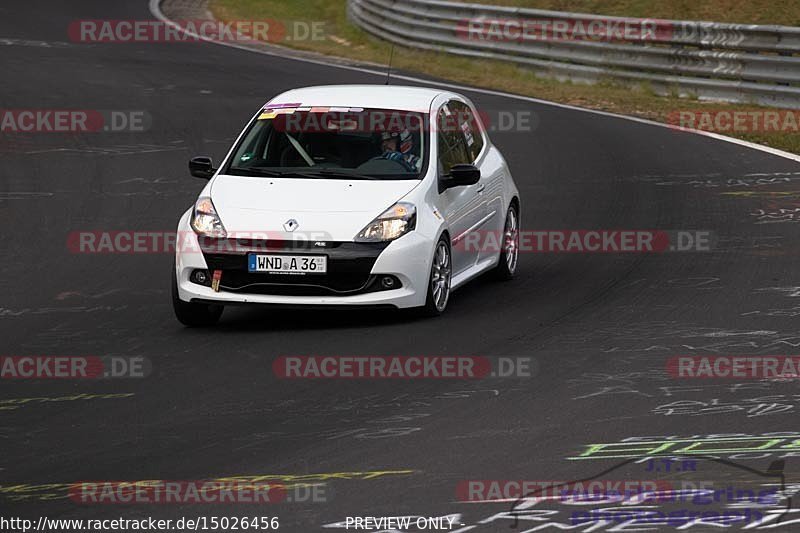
380,130,421,172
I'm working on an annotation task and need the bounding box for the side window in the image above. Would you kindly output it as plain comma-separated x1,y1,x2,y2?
448,101,485,162
436,105,470,176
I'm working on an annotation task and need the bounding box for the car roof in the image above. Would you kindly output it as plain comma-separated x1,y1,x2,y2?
265,85,459,112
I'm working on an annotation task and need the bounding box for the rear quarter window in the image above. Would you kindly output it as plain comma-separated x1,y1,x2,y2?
448,101,485,162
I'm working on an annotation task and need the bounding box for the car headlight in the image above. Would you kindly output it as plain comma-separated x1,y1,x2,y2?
355,202,416,242
190,197,227,238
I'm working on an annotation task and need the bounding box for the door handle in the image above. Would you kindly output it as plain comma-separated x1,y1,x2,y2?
476,183,485,193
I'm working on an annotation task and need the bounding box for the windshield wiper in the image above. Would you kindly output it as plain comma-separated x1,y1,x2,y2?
310,169,379,180
229,167,286,177
230,167,380,180
229,167,325,179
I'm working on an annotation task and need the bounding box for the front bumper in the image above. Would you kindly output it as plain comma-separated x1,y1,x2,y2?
174,214,431,309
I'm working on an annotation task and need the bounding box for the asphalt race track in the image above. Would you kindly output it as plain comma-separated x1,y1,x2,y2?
3,1,800,532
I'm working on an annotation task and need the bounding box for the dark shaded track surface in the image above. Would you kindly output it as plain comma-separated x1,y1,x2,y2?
3,1,800,531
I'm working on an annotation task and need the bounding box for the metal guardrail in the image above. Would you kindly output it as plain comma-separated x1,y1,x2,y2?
348,0,800,108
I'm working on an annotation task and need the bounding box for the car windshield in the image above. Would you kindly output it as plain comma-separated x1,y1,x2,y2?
225,107,428,180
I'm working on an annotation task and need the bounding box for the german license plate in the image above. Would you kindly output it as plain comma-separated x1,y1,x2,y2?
248,254,327,274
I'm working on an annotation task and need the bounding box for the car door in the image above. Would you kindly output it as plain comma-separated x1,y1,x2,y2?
448,100,501,264
436,102,485,276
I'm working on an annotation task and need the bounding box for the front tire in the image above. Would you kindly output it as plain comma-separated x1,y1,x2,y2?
494,204,519,280
418,237,452,317
172,265,223,327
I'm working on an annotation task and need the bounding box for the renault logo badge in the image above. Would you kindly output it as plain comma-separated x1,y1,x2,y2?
283,219,299,232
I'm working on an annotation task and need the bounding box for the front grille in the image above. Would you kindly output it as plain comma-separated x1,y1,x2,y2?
219,272,383,296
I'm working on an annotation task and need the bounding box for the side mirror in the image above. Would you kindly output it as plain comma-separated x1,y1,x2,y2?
189,156,216,180
442,164,480,189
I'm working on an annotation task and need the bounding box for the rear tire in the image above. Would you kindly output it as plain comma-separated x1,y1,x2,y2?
418,236,452,317
494,204,519,281
172,264,223,327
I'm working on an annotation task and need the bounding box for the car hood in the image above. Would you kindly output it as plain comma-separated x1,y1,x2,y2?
210,175,419,241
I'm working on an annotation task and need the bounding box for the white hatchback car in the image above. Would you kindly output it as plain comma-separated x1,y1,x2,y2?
172,85,520,326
